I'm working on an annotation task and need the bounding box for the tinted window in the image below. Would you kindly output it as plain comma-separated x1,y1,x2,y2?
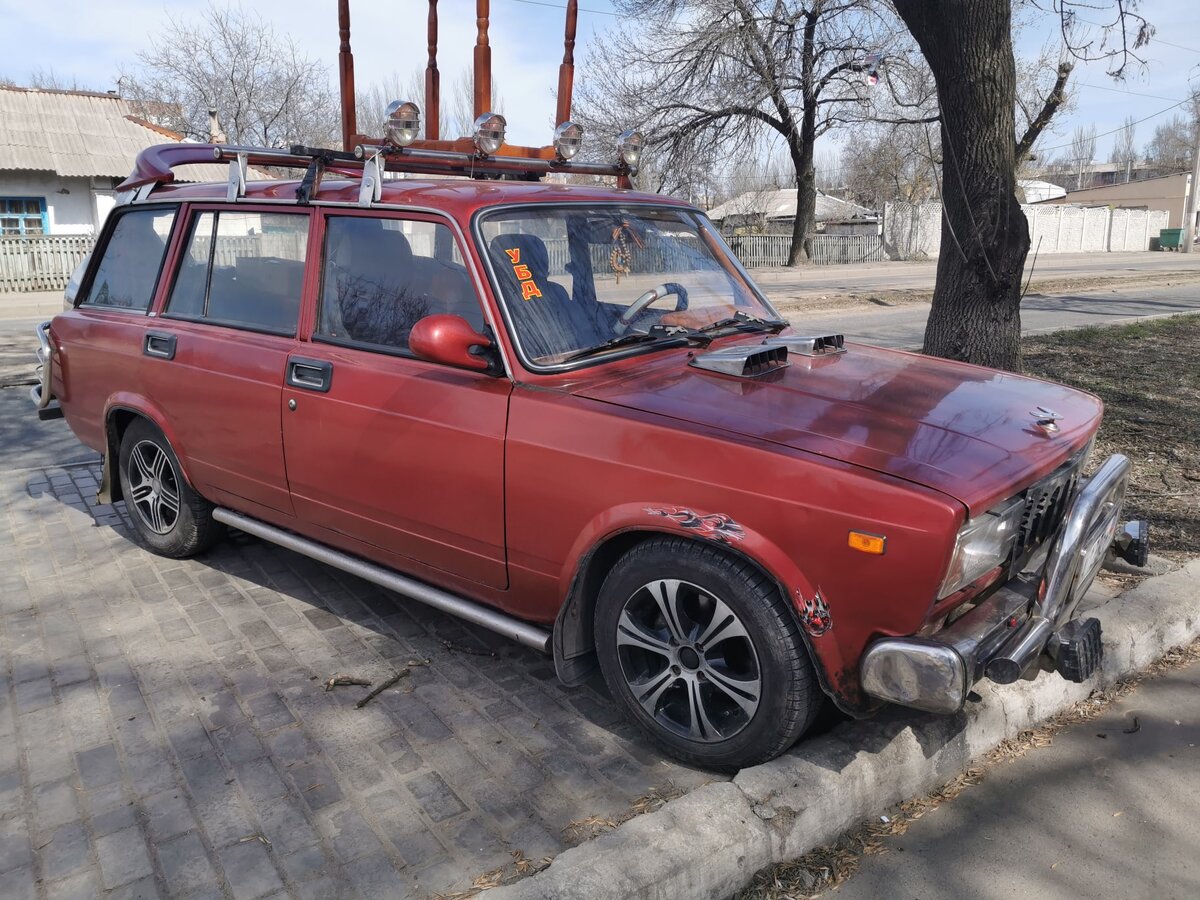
165,211,309,335
83,208,175,310
317,216,484,352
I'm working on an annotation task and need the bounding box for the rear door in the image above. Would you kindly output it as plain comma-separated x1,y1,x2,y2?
281,210,511,589
143,205,314,515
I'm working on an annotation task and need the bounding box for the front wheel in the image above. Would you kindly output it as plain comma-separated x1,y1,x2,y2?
594,537,821,771
118,418,221,558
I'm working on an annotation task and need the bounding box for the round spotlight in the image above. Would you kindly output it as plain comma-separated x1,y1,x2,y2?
616,129,643,171
472,112,507,156
383,100,421,148
553,121,584,161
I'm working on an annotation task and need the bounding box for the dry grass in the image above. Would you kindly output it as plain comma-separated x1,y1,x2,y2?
1023,313,1200,559
737,639,1200,900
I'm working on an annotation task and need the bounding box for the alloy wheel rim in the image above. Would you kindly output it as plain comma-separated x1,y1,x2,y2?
127,440,181,535
615,578,761,743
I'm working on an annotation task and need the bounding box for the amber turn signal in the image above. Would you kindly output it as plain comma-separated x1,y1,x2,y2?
848,531,886,555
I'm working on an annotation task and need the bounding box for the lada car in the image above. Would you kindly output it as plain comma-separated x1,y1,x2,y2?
31,130,1149,770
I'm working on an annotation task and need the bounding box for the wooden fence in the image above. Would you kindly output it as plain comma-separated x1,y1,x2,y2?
0,235,96,292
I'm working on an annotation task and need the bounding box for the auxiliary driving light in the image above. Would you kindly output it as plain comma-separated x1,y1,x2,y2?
383,100,421,147
553,121,584,161
473,112,507,156
616,129,643,171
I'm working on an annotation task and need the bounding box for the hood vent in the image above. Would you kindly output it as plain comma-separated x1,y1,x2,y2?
689,344,789,377
764,334,846,357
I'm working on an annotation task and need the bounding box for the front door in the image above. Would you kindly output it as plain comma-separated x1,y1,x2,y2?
281,211,510,589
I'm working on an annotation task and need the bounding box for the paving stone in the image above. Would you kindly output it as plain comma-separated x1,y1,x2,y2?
404,771,467,823
44,870,101,900
0,814,34,874
156,832,219,896
217,839,285,900
143,788,198,841
94,826,154,890
76,742,123,789
344,851,408,900
33,778,81,833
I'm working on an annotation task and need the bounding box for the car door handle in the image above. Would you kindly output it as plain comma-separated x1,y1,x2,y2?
286,357,333,393
144,331,177,360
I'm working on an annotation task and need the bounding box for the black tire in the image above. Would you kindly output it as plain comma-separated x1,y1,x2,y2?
595,536,821,771
117,417,221,558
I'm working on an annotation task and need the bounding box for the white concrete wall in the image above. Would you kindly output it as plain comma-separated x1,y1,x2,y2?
884,202,1171,259
0,172,119,235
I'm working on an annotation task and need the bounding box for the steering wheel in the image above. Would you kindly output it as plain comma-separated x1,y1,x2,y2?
613,282,689,335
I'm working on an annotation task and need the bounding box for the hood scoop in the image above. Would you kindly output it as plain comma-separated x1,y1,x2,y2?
689,344,789,377
764,334,846,357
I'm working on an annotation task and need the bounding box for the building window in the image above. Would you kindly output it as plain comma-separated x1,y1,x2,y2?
0,197,48,235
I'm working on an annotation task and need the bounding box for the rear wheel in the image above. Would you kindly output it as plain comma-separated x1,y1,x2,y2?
118,418,221,558
594,536,821,770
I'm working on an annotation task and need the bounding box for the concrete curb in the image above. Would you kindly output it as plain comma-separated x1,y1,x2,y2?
490,559,1200,900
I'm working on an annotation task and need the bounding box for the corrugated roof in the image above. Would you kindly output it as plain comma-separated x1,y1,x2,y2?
0,86,243,182
707,188,874,222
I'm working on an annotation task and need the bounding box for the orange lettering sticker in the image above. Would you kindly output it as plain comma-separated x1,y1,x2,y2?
505,246,545,302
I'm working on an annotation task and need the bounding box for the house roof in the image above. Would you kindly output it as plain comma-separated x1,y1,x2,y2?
707,188,874,223
0,86,240,182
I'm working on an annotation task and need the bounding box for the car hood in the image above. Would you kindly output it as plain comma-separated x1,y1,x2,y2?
573,339,1103,513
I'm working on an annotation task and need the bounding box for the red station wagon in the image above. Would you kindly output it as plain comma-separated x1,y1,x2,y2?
31,125,1149,769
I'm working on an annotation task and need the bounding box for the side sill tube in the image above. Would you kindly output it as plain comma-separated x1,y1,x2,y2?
211,508,552,653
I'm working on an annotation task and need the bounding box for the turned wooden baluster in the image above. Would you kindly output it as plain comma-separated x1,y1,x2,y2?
556,0,578,125
337,0,357,151
425,0,440,140
474,0,491,119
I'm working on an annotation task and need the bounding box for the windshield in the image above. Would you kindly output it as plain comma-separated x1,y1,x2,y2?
476,205,780,368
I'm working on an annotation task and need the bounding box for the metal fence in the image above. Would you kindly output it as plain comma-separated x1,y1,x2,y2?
0,235,96,293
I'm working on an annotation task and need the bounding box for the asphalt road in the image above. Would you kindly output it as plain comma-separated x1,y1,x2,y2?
833,655,1200,899
752,250,1200,297
789,282,1200,349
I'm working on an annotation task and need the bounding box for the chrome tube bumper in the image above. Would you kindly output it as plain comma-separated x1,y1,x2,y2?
861,454,1140,714
30,321,63,420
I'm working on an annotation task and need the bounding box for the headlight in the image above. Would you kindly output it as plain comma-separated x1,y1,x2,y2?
938,496,1025,598
616,129,643,171
553,121,584,161
383,100,421,148
472,112,507,156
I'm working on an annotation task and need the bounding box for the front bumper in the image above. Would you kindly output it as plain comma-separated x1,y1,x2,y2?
860,454,1147,714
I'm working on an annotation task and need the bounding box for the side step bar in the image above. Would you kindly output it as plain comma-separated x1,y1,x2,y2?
212,508,552,653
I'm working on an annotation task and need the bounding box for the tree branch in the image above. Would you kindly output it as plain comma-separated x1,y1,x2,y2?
1015,61,1073,163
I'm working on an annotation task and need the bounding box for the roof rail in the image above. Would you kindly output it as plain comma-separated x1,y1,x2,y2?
117,142,630,199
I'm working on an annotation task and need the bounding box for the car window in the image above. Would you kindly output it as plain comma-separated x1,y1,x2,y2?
316,216,485,353
165,211,309,336
81,208,175,311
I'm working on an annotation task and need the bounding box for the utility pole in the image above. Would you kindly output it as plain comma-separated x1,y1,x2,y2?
1184,131,1200,253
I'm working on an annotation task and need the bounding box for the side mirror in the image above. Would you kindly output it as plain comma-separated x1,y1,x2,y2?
409,314,496,372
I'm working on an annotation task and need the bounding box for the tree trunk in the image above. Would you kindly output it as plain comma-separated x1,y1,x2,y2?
788,168,816,266
892,0,1030,371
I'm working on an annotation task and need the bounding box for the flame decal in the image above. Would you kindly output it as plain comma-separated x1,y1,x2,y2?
798,591,832,637
644,506,745,544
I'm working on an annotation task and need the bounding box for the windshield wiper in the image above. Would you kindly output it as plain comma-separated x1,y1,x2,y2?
559,328,697,364
697,311,788,335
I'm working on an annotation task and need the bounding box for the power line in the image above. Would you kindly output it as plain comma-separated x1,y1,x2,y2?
1075,81,1183,102
505,0,618,16
1033,96,1195,155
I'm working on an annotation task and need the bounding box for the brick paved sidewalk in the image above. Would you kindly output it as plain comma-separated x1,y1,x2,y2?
0,462,714,899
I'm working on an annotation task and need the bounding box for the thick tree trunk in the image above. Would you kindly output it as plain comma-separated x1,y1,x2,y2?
893,0,1030,371
788,168,816,266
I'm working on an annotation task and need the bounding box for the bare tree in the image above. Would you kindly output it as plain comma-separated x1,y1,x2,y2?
1145,94,1200,172
576,0,904,265
1069,124,1097,189
891,0,1151,371
120,4,338,148
1109,114,1138,180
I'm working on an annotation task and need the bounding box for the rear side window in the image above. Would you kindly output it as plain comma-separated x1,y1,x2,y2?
81,208,175,311
316,215,483,353
165,211,309,335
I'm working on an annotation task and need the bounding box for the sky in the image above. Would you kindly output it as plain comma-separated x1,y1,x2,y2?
2,0,1197,171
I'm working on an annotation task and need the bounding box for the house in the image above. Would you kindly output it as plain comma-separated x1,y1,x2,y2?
0,86,237,236
706,188,876,235
1034,171,1195,230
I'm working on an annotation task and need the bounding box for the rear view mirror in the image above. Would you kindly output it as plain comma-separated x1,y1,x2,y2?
409,314,497,372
